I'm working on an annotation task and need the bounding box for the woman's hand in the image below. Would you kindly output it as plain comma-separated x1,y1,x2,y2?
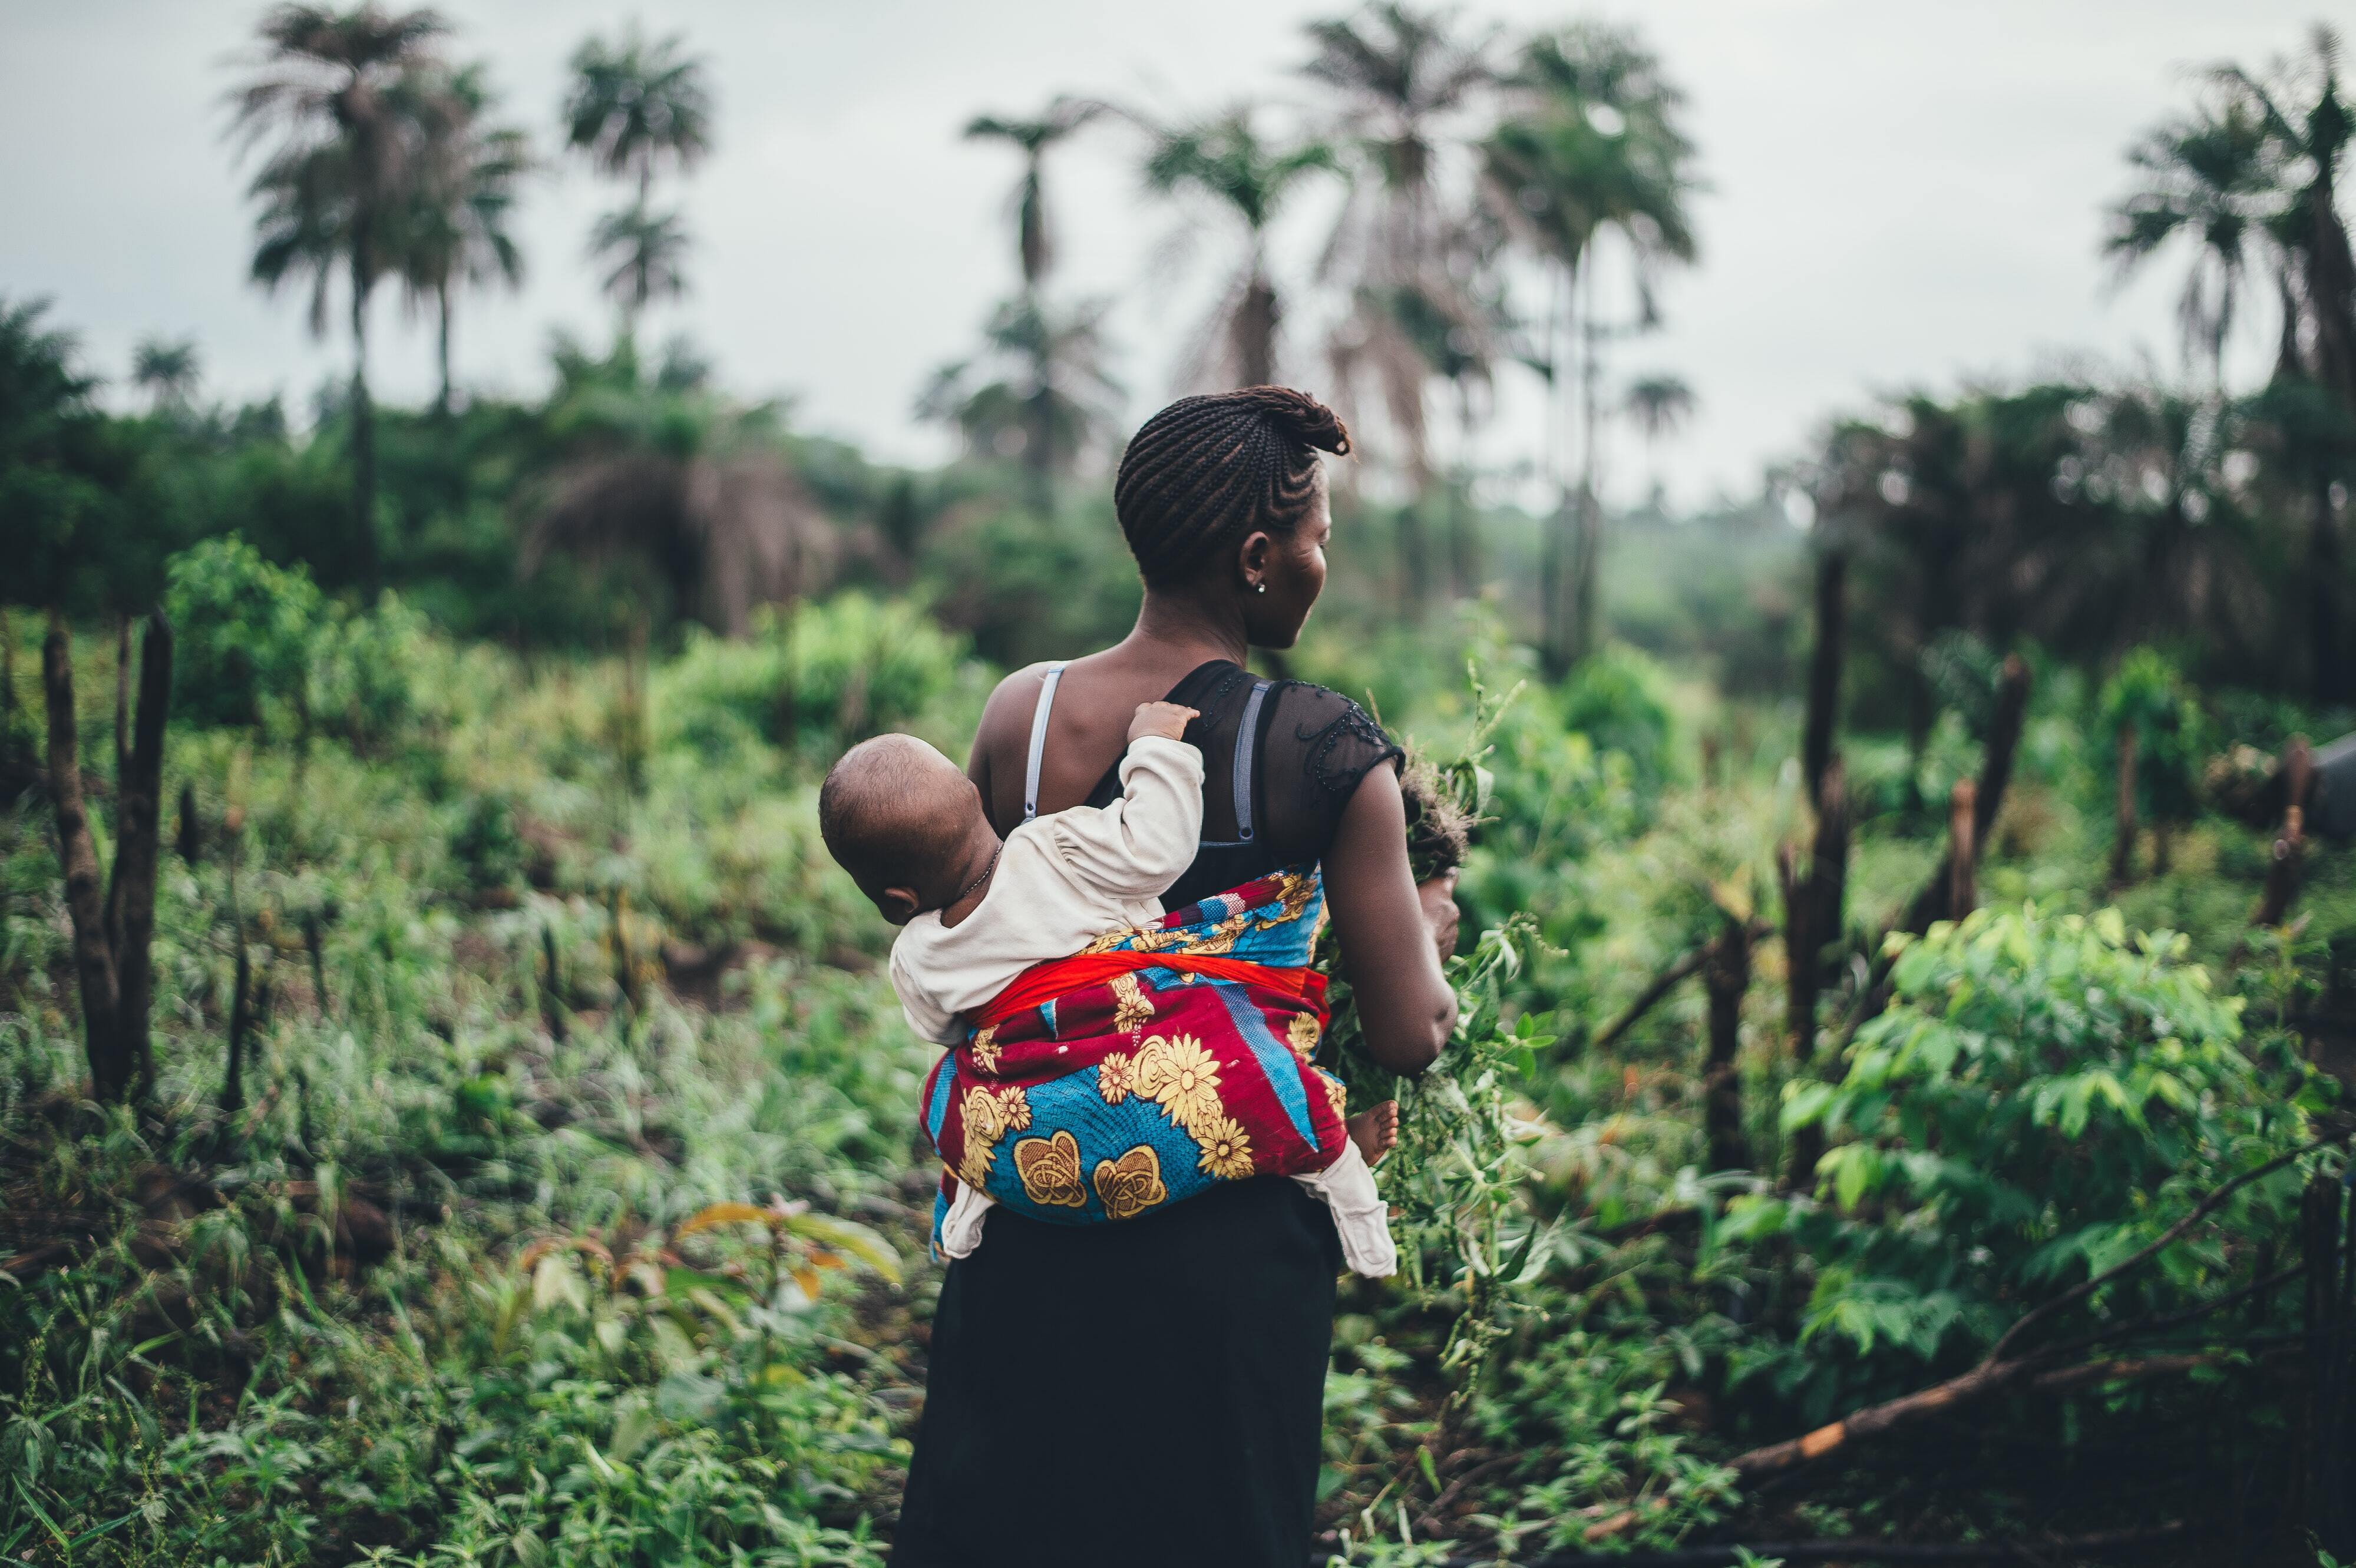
1417,868,1461,967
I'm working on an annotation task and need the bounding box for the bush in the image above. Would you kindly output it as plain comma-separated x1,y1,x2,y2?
1557,644,1680,794
1753,903,2318,1413
164,534,328,729
162,537,424,746
659,592,975,763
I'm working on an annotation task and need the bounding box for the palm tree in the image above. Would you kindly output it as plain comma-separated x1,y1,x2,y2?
398,62,529,416
131,337,202,413
919,295,1124,489
1483,22,1697,672
564,25,711,332
1143,108,1340,389
563,27,713,206
590,203,692,320
229,2,451,592
1623,371,1694,504
2104,95,2275,386
2210,28,2353,700
1302,6,1493,491
964,97,1106,292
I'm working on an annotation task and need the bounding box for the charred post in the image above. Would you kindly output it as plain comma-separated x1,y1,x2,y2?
1703,914,1752,1174
1801,549,1846,808
2256,735,2314,929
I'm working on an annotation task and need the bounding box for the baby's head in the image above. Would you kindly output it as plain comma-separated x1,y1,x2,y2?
819,733,991,925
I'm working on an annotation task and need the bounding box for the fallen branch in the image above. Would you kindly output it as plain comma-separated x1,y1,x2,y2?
1729,1133,2347,1481
1988,1132,2343,1364
1589,949,1708,1054
2036,1262,2304,1364
1588,921,1772,1056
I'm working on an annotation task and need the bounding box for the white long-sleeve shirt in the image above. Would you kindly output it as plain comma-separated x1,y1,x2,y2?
887,735,1204,1046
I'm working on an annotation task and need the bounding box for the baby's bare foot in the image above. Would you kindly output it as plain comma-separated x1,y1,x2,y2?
1346,1101,1399,1166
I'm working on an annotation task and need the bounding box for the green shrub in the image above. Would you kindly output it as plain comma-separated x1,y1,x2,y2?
658,592,974,763
1557,644,1680,794
1753,903,2318,1412
162,536,422,745
164,534,328,729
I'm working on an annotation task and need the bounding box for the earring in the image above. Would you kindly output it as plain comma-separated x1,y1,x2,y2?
1255,582,1267,594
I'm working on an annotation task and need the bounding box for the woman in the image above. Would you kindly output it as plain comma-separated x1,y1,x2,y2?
892,386,1460,1568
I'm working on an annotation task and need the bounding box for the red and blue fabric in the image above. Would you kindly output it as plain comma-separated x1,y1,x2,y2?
917,866,1350,1251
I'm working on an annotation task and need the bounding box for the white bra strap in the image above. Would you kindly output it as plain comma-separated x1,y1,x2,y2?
1020,663,1066,823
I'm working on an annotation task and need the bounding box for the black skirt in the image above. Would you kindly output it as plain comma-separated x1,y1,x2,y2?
891,1176,1343,1567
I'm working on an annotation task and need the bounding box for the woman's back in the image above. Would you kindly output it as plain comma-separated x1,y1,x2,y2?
972,656,1400,905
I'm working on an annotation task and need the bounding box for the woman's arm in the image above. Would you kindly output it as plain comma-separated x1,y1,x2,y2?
1322,765,1458,1076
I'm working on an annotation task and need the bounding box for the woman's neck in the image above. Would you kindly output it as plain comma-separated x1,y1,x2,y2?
1122,585,1249,669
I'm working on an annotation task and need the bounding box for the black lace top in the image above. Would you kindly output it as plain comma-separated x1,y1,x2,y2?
1082,660,1404,909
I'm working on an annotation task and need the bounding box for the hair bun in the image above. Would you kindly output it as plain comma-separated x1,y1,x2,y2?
1236,385,1351,457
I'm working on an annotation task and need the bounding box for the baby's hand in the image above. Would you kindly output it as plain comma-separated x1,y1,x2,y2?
1128,701,1200,745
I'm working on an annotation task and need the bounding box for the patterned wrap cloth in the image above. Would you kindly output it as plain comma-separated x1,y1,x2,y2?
918,866,1351,1250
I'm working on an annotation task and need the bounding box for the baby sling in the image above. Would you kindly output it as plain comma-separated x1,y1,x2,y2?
918,664,1353,1249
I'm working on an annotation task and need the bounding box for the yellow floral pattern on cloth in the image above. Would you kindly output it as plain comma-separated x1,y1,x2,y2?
1097,1050,1134,1105
1286,1011,1321,1060
1012,1130,1087,1208
1127,1034,1224,1134
1108,972,1155,1034
968,1024,1000,1073
956,1084,1031,1189
1093,1144,1168,1220
1254,869,1319,933
1192,1113,1255,1179
1093,1032,1263,1182
1317,1068,1348,1124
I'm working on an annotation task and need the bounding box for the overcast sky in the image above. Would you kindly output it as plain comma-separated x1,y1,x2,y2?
0,1,2326,510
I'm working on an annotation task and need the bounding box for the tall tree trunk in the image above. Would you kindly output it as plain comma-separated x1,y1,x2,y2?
1540,267,1571,677
1449,396,1482,597
435,273,455,420
1572,262,1604,666
349,241,381,595
1234,267,1280,389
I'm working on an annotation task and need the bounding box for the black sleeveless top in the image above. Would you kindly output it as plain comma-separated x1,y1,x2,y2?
1080,659,1404,906
891,664,1400,1568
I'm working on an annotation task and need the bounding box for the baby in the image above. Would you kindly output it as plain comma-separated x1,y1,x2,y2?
819,700,1397,1273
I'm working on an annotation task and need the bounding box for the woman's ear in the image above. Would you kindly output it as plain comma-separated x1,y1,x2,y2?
1236,530,1273,592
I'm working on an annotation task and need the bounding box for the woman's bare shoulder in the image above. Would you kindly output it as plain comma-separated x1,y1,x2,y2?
975,661,1059,736
968,660,1062,780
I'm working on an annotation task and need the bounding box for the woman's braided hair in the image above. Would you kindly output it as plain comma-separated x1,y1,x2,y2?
1113,386,1351,585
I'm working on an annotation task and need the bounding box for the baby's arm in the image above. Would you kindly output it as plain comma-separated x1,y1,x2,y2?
888,942,972,1046
1048,702,1206,901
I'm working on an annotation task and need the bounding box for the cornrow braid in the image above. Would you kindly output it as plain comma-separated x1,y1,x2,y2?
1113,386,1352,585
